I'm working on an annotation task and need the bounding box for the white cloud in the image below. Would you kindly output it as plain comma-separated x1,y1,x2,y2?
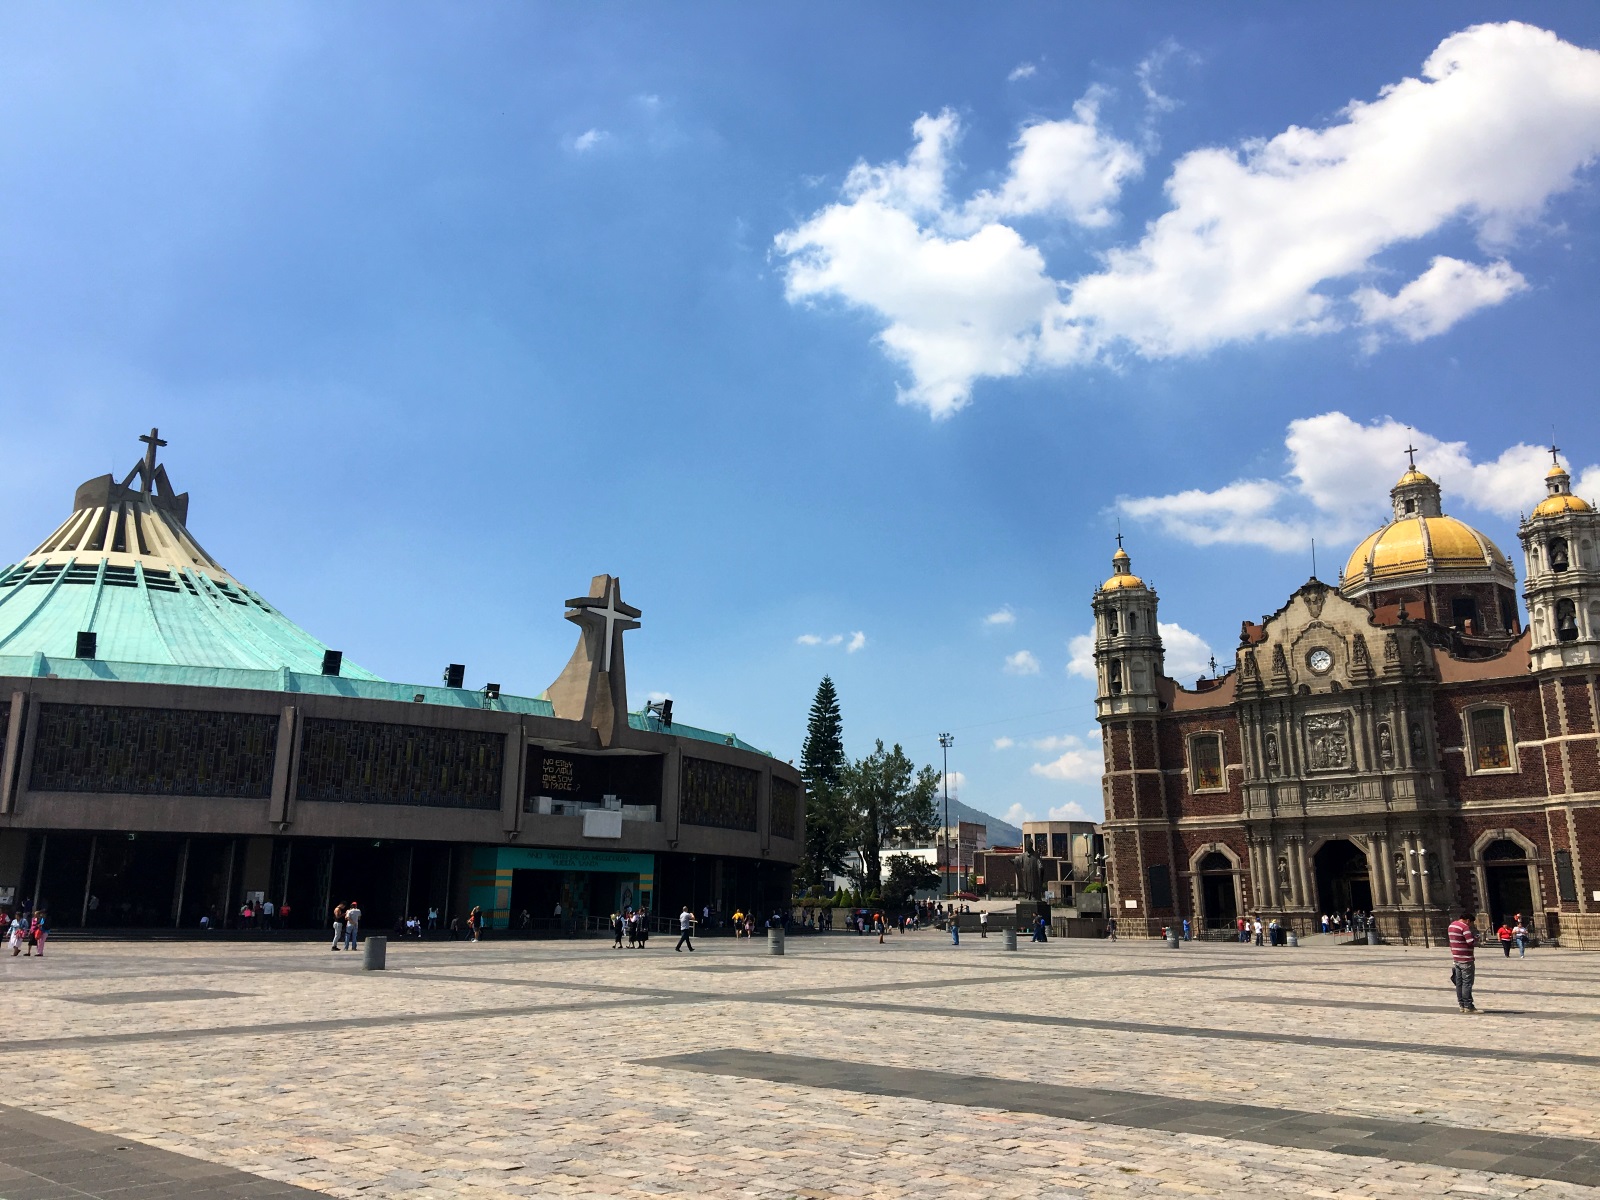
1008,62,1037,82
1354,256,1527,343
1032,733,1084,752
991,736,1015,750
937,771,965,798
1160,622,1215,680
778,23,1600,416
1030,749,1101,781
1120,412,1600,554
846,630,867,653
572,128,609,152
1004,649,1041,675
646,691,672,703
984,606,1017,627
1067,632,1096,680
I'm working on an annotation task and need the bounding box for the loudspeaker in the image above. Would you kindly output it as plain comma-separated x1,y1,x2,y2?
444,663,465,688
76,631,97,659
321,649,343,676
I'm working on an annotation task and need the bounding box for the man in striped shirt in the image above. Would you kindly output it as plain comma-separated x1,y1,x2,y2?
1448,907,1479,1013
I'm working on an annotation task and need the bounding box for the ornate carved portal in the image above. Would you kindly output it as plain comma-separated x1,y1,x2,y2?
1304,712,1351,771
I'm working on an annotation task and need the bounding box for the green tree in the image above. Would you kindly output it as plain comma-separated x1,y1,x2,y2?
798,676,850,889
882,853,940,908
843,740,940,892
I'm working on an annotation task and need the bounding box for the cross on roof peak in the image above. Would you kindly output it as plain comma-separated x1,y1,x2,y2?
1404,443,1419,469
1550,441,1563,468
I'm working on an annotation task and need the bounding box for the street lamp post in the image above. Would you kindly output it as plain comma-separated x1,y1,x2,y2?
1408,846,1431,949
939,733,954,899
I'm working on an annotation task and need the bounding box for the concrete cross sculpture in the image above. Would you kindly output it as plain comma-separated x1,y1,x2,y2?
545,574,642,748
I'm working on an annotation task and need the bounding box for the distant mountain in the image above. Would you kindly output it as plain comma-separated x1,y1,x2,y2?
942,797,1022,848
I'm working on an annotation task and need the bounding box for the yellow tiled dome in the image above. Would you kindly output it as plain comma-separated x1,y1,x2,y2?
1344,515,1510,582
1532,492,1592,518
1102,546,1146,590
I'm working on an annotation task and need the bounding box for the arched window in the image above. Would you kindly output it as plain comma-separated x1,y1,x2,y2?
1404,498,1416,514
1197,850,1232,872
1482,838,1523,861
1557,598,1579,642
1468,707,1514,772
1189,733,1224,791
1106,610,1119,637
1108,660,1123,695
1549,537,1570,573
1127,610,1138,631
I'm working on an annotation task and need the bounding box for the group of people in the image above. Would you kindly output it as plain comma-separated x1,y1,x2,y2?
329,900,363,950
4,907,46,957
237,899,288,929
1495,914,1532,957
610,908,654,948
1318,911,1375,935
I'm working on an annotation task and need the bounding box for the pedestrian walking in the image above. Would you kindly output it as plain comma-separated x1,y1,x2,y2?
27,910,47,957
612,912,624,949
344,901,361,950
1448,907,1479,1013
427,906,438,931
261,899,275,931
6,910,23,956
1106,916,1117,941
468,906,482,942
950,914,959,946
1513,917,1529,957
1497,921,1514,957
1181,917,1191,941
330,903,346,951
980,911,989,938
1253,916,1264,946
675,905,695,952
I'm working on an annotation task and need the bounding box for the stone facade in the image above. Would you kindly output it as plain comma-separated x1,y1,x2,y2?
1097,457,1600,946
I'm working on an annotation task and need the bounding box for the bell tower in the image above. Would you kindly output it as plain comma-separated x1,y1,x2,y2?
1093,542,1164,719
1522,447,1600,671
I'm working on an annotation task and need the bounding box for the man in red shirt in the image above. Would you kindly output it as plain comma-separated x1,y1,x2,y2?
1448,907,1479,1013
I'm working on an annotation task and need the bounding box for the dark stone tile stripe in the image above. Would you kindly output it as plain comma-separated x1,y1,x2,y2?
782,996,1600,1068
0,1102,324,1198
62,989,252,1006
1224,994,1600,1021
642,1049,1600,1186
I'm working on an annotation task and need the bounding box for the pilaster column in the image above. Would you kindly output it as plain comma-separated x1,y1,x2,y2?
1289,836,1311,909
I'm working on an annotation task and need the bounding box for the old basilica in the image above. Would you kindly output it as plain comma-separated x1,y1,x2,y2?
1095,449,1600,946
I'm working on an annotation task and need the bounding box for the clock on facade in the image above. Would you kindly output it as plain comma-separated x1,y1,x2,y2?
1307,648,1334,674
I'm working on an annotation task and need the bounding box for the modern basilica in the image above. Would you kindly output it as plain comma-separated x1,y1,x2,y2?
1095,450,1600,945
0,434,801,931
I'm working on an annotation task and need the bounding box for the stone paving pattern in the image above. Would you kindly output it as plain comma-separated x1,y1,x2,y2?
1,930,1598,1198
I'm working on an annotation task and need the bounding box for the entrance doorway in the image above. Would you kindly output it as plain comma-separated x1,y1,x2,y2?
1313,839,1373,914
1196,851,1238,929
1482,839,1535,928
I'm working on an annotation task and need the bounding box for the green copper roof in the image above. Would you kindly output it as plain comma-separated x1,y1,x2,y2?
0,429,380,679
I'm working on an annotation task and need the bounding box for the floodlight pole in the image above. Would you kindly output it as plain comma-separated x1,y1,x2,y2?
939,733,954,899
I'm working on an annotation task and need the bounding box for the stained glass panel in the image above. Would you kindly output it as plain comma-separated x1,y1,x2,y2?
771,776,797,841
31,703,277,797
681,757,758,831
298,717,503,809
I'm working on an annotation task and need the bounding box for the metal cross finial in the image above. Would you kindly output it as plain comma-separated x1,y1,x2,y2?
1208,655,1217,677
1115,518,1124,550
1550,441,1562,468
1403,443,1419,469
138,427,167,492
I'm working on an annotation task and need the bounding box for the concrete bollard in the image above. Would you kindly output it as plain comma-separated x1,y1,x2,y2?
1003,927,1018,951
362,935,387,971
768,927,785,956
1367,928,1379,946
1286,932,1299,948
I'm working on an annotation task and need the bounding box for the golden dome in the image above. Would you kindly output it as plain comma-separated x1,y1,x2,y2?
1102,544,1145,591
1396,466,1433,487
1532,493,1592,518
1547,463,1569,479
1343,515,1510,584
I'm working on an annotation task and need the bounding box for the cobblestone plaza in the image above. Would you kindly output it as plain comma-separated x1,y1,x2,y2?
3,932,1600,1198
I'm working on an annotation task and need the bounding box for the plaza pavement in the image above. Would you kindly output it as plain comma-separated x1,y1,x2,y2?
2,929,1599,1198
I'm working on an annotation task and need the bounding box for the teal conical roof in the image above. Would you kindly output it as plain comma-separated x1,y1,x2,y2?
0,430,381,678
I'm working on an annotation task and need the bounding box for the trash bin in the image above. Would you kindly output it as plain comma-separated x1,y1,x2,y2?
1166,929,1181,949
768,927,785,956
1003,928,1018,951
1286,931,1298,948
1367,928,1379,946
362,935,387,971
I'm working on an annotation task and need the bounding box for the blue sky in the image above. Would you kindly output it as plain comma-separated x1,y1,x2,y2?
3,6,1600,829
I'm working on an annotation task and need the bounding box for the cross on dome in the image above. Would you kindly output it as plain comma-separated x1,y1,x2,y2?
1404,443,1419,469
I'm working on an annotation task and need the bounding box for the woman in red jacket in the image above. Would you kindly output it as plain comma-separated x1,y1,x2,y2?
1496,922,1514,956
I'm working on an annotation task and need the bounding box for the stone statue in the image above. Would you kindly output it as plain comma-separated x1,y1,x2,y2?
1265,733,1279,774
1013,849,1045,902
1379,724,1394,765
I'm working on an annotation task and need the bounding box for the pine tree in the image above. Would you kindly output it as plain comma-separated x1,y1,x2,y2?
799,676,849,890
800,675,846,794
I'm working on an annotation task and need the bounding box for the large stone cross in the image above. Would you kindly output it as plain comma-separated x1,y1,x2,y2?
564,576,641,673
139,427,167,491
